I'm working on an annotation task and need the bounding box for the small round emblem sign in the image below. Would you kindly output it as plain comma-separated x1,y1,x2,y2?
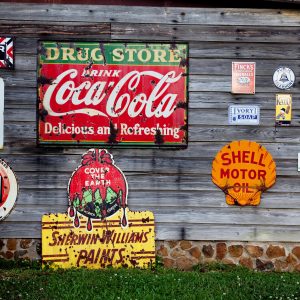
273,67,295,90
0,159,18,221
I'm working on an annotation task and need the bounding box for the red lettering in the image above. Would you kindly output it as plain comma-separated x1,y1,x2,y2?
220,168,230,178
258,170,266,180
250,152,258,165
231,169,239,179
242,151,250,163
248,170,256,179
258,154,266,167
49,231,60,246
232,151,241,164
76,249,88,267
221,153,231,165
240,169,247,179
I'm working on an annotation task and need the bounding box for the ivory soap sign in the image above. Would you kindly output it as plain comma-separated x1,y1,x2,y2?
42,149,155,269
228,105,260,125
232,62,255,94
37,42,188,147
212,140,276,206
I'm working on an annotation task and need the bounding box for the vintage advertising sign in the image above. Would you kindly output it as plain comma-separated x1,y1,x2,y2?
37,42,188,147
276,94,292,126
228,105,260,125
0,159,18,221
232,62,255,94
273,67,295,90
0,37,14,69
42,149,155,269
212,140,276,206
0,78,3,149
42,210,155,269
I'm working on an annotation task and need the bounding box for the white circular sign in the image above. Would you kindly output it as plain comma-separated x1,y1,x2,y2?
0,159,18,221
273,67,295,90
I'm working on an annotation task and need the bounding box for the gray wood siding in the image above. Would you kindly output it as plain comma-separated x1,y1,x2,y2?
0,3,300,241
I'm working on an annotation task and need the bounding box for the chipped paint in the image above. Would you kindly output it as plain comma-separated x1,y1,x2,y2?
42,149,155,269
0,159,18,221
37,42,188,147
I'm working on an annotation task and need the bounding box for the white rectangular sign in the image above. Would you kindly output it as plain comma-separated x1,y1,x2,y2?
228,105,260,125
0,78,3,149
298,153,300,172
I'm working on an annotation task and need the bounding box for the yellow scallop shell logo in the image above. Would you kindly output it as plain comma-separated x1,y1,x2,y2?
212,140,276,206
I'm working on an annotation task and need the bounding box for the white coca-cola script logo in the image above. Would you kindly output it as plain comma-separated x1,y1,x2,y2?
43,69,182,119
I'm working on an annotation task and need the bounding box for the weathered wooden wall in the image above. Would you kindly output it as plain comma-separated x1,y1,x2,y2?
0,4,300,241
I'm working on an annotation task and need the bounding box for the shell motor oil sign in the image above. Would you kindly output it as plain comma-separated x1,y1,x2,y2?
37,42,188,147
212,140,276,206
42,149,155,269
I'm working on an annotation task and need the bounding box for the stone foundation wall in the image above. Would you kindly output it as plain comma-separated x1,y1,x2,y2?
0,239,41,261
157,241,300,272
1,238,300,272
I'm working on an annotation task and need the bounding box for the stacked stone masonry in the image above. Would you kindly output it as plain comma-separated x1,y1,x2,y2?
156,241,300,272
2,238,300,272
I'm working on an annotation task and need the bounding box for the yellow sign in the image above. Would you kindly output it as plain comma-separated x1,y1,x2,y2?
276,94,292,126
212,140,276,206
42,209,155,269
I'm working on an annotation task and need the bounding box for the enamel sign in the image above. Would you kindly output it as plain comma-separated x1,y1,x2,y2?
273,67,295,90
276,94,292,126
228,105,260,125
37,42,188,147
0,159,18,221
232,62,255,94
212,140,276,206
0,37,14,69
42,149,155,269
0,78,3,148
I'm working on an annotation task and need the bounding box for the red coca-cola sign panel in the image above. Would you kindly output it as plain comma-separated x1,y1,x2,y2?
38,42,188,147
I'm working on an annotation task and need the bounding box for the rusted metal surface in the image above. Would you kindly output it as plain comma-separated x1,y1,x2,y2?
0,37,14,69
37,42,188,147
42,149,155,269
212,140,276,206
42,211,155,269
0,159,18,221
68,149,128,230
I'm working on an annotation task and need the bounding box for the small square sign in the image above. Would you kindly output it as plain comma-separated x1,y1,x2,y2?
0,37,14,69
232,62,255,94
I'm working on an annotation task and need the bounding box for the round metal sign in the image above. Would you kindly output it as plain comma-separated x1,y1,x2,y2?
273,67,295,90
0,159,18,221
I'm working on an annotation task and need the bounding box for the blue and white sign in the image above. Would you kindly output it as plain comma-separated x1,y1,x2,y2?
228,105,260,125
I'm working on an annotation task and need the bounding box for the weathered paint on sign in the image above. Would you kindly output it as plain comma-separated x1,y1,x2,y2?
228,105,260,125
231,62,255,94
68,149,128,231
0,159,18,221
37,42,188,147
276,94,292,126
0,37,14,69
212,140,276,206
273,67,295,90
0,78,3,149
42,149,155,269
42,210,155,269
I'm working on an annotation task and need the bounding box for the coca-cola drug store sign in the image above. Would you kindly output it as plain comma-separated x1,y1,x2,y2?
38,42,188,147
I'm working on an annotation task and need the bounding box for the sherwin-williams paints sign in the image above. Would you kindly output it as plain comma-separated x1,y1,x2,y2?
212,140,276,206
42,149,155,269
37,42,188,147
